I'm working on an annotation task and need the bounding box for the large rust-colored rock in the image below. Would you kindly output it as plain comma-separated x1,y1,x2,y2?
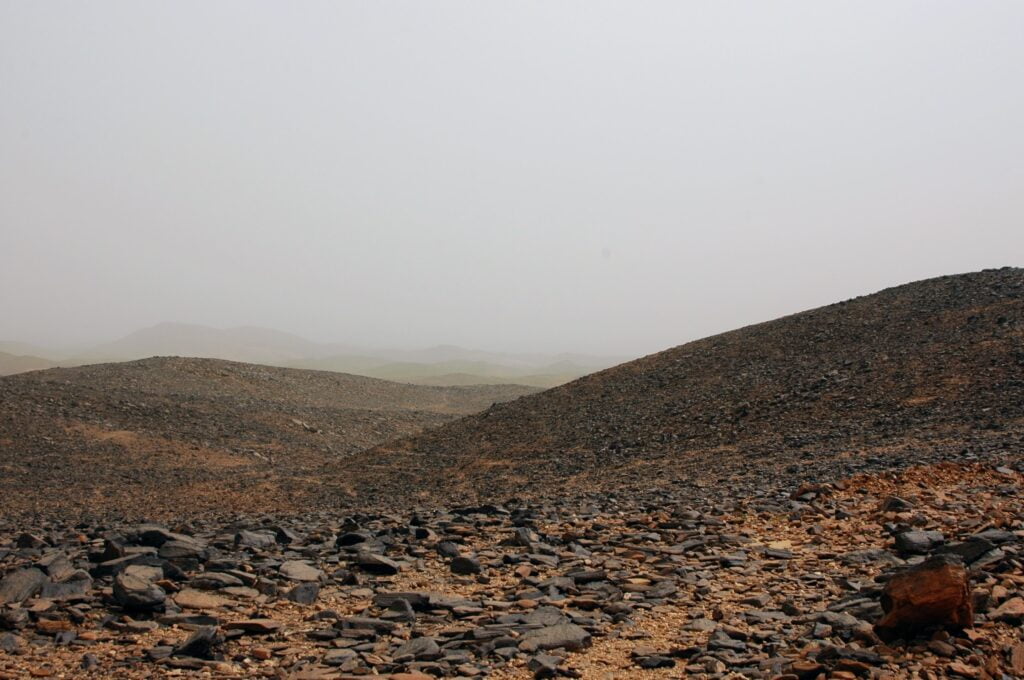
875,554,973,640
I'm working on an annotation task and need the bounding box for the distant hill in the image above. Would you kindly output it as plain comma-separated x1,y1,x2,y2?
0,341,59,357
0,357,538,519
380,371,588,389
356,268,1024,503
0,323,625,386
68,322,351,365
292,357,610,388
0,351,57,376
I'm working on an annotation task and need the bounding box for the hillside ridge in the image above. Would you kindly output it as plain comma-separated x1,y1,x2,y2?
0,356,537,519
351,267,1024,503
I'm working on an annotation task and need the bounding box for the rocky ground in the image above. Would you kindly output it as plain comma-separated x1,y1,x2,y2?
1,446,1022,679
0,357,537,520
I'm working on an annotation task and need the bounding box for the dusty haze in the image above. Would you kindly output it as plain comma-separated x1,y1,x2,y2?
2,1,1023,356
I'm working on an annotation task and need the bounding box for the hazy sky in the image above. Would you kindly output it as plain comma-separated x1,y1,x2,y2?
2,2,1022,356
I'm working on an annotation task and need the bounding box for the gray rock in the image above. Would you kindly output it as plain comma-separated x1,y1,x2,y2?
134,525,179,546
336,531,371,547
356,552,400,575
223,619,282,634
173,625,222,659
524,606,568,626
973,529,1015,544
684,618,717,632
815,611,860,630
393,635,441,660
382,597,416,622
279,560,324,582
511,527,542,549
0,568,47,604
37,553,75,582
285,582,320,605
234,530,276,550
16,534,46,549
40,574,93,601
840,549,903,566
450,556,482,575
334,616,398,632
272,526,300,544
436,541,462,558
894,530,944,555
189,571,243,590
527,653,561,678
519,623,592,652
323,648,358,666
89,552,156,578
374,591,431,609
636,654,676,669
0,633,23,654
158,539,206,560
879,496,914,512
0,608,29,629
113,565,166,610
940,536,995,563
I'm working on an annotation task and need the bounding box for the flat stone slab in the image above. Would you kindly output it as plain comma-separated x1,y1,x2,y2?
173,588,230,610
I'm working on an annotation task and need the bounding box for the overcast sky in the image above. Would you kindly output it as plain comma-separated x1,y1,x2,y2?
2,1,1022,356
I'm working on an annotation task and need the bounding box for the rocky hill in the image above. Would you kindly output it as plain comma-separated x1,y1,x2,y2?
1,271,1023,679
0,357,537,519
357,268,1024,503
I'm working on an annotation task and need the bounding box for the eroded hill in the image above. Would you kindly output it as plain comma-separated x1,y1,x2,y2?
0,357,538,519
355,268,1024,503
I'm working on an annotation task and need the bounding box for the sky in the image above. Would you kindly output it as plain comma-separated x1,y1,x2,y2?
2,1,1022,357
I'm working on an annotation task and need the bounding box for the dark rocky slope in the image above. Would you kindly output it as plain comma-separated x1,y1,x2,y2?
357,268,1024,503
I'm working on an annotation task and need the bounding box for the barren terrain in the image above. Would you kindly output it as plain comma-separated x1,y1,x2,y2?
1,269,1023,679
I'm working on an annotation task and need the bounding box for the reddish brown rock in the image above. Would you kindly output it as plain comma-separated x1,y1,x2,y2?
989,596,1024,622
34,619,73,635
1010,643,1024,676
875,554,973,640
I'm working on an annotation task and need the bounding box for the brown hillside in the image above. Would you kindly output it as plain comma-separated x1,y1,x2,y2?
355,268,1024,503
0,357,537,519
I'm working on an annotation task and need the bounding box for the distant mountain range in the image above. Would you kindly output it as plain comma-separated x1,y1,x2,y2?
0,351,58,376
0,323,627,386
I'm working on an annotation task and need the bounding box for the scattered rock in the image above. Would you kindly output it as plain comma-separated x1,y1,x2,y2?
989,597,1024,623
173,625,223,659
519,623,592,652
279,560,323,582
0,568,47,604
223,619,282,634
894,530,944,555
356,552,401,575
875,554,973,640
113,565,166,610
450,555,482,575
285,582,320,604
